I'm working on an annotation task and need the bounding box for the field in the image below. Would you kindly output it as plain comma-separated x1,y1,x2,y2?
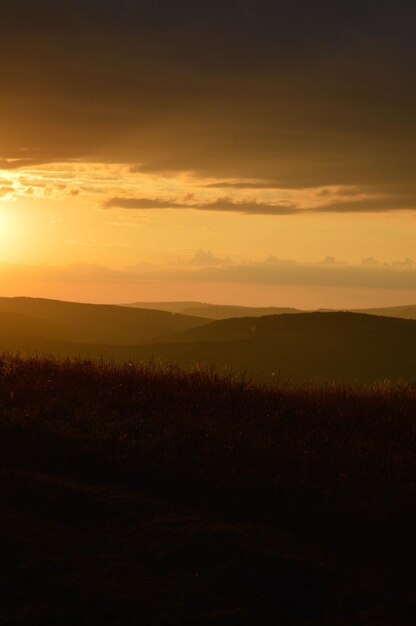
1,354,416,624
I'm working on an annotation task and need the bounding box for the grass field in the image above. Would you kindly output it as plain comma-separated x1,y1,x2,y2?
1,354,416,624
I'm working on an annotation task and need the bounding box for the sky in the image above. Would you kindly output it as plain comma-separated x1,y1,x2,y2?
0,0,415,307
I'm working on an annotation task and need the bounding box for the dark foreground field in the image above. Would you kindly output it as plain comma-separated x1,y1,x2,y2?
1,355,416,625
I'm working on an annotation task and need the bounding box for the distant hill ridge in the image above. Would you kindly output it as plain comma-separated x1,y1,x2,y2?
354,304,416,320
125,300,416,321
125,301,302,319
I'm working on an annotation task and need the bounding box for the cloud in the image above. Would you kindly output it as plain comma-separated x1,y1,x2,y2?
189,258,416,291
204,180,284,190
1,255,416,292
319,256,338,266
0,185,14,197
103,195,298,215
104,197,188,210
104,192,416,216
362,257,381,267
263,255,296,266
196,198,296,215
0,0,414,208
311,195,416,213
392,258,416,269
185,250,231,266
0,158,50,171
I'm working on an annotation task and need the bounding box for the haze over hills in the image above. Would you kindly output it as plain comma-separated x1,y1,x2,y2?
125,301,416,321
1,297,415,384
354,304,416,320
125,301,302,319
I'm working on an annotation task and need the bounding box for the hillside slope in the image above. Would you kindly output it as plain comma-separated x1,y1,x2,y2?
0,297,208,345
170,310,416,343
132,312,416,383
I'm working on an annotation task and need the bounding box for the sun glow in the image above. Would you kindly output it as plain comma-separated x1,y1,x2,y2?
0,208,11,234
0,208,18,259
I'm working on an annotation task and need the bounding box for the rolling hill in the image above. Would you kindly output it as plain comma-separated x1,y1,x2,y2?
1,298,416,384
0,297,208,346
124,301,301,319
355,304,416,320
125,300,416,321
128,311,416,384
165,310,416,343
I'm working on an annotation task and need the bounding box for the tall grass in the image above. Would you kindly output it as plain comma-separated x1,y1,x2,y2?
1,354,416,543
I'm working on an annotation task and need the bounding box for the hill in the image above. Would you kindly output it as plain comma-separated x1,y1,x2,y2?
124,301,301,319
356,304,416,320
128,311,416,383
125,300,416,321
1,300,416,384
169,310,416,343
0,297,208,345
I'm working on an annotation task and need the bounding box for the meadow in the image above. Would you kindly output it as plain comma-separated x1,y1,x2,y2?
2,353,416,545
2,353,416,624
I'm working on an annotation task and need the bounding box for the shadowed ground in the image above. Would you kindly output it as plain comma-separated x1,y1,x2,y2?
1,356,416,624
1,465,415,626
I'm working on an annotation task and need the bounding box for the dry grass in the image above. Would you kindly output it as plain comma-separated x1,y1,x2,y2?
1,354,416,545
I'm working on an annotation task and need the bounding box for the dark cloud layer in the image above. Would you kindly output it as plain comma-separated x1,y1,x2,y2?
1,1,415,206
104,193,416,215
104,196,297,215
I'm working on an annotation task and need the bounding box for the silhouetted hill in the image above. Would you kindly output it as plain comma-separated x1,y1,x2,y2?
169,310,416,342
123,301,416,320
130,312,416,383
126,300,416,321
2,301,416,383
123,301,207,314
125,301,301,319
0,297,208,345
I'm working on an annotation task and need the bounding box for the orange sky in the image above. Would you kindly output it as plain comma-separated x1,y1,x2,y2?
1,2,415,307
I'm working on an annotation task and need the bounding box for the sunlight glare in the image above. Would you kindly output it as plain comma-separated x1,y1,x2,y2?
0,208,15,254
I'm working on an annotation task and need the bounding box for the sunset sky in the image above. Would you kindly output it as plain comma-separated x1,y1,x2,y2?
1,1,415,307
